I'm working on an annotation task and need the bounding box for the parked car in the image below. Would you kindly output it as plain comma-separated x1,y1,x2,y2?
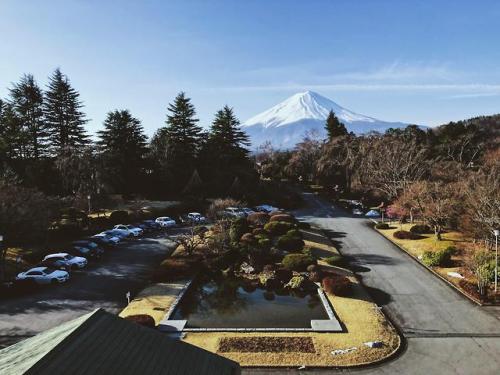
155,216,177,228
88,235,118,248
114,224,143,237
240,207,255,217
42,253,87,270
102,229,129,240
72,241,104,256
223,207,246,219
365,210,380,218
187,212,207,224
70,244,102,259
143,220,161,231
255,204,279,213
352,208,363,215
16,267,70,285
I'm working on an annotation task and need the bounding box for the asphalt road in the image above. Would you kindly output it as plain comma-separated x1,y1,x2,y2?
0,232,175,349
244,192,500,375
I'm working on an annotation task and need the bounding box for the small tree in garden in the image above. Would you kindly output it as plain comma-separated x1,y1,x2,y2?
175,226,205,256
402,181,461,240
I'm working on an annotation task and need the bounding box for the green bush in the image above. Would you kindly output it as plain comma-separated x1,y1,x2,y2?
410,224,431,234
286,229,302,238
375,223,389,230
109,210,129,224
276,233,305,252
247,212,270,226
443,246,458,255
282,253,316,271
325,254,345,267
269,214,296,224
393,230,422,240
257,238,271,250
153,257,200,282
230,217,248,243
264,221,295,236
421,249,452,267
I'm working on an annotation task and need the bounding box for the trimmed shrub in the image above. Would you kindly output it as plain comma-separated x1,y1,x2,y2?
276,233,305,252
275,268,293,282
230,217,248,243
109,210,129,224
443,246,458,256
286,229,301,238
393,230,422,240
307,264,319,273
410,224,431,234
322,275,351,296
269,214,295,224
325,254,345,267
269,210,286,217
421,249,452,267
264,221,294,236
124,314,156,328
285,275,305,289
282,253,316,271
375,223,389,230
308,270,323,283
252,228,267,236
257,238,272,251
247,212,270,226
240,233,256,245
154,257,199,281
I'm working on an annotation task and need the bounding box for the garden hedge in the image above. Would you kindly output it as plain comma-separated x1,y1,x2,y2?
282,253,316,271
393,230,422,240
264,221,295,236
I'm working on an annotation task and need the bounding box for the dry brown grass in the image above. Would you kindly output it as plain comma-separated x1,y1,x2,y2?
119,282,187,325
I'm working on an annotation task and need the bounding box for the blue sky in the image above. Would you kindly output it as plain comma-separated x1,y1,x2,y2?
1,0,500,136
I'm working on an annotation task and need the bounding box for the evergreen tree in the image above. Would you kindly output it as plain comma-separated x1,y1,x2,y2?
152,92,202,193
44,68,89,154
97,110,147,195
8,74,47,159
0,99,25,161
202,106,252,192
325,110,348,140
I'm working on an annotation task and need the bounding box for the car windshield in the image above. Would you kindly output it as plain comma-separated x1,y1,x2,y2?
43,268,57,274
64,255,74,260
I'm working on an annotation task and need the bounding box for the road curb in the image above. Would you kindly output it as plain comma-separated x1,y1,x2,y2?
370,221,489,307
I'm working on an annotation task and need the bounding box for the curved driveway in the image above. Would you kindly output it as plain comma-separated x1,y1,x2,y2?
244,193,500,375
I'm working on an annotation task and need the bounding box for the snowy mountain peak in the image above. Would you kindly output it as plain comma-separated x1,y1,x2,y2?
241,91,418,149
243,90,375,129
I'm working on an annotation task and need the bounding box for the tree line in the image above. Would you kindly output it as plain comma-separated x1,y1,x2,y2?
0,69,255,202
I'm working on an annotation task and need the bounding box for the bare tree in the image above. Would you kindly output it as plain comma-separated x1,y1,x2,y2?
175,226,205,256
359,135,428,199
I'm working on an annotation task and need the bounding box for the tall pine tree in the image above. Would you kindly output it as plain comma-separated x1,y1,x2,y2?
151,92,202,193
8,74,47,160
44,68,88,154
325,110,348,141
97,110,147,195
202,106,252,193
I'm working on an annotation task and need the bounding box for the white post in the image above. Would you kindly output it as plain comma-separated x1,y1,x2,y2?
126,291,131,304
494,230,499,294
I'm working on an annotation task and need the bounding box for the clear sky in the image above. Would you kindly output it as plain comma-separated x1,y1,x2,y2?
1,0,500,136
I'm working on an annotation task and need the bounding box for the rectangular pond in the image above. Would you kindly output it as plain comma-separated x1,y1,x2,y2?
171,276,330,329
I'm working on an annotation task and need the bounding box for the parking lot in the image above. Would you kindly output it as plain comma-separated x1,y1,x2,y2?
0,232,176,348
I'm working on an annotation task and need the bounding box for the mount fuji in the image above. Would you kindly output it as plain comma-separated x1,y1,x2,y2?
241,91,417,149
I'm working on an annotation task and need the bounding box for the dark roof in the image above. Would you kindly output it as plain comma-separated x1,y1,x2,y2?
0,309,239,375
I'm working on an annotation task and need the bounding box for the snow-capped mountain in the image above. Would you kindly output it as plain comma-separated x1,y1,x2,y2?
241,91,416,149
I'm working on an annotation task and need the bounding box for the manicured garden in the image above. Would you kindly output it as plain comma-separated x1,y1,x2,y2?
121,206,401,367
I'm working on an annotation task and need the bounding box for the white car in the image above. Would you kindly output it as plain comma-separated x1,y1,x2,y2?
43,253,87,270
113,224,143,237
93,233,120,245
187,212,206,224
352,208,363,215
155,216,177,228
16,267,70,285
223,207,246,219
